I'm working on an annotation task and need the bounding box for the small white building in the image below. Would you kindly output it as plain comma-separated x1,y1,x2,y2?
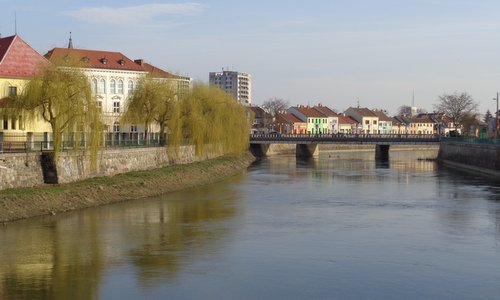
209,70,251,105
344,107,379,134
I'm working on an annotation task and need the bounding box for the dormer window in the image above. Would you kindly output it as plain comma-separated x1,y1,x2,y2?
82,56,89,64
101,57,108,65
119,58,125,66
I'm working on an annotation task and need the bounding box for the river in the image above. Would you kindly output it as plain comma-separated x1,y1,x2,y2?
0,149,499,300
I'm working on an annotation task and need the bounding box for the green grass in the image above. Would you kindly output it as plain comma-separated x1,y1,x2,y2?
0,154,248,198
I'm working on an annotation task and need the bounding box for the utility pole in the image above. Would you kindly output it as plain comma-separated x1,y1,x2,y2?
494,93,499,139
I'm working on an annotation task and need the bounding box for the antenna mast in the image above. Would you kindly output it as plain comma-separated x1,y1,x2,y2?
14,12,17,35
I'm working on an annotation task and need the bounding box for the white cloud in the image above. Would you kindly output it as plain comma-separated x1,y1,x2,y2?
66,3,204,26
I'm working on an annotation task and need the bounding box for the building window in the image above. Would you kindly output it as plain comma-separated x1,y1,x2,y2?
130,124,137,132
373,120,377,125
8,86,17,97
365,120,369,125
98,79,106,94
113,122,120,132
118,80,124,94
110,79,116,94
92,79,98,94
97,101,102,112
11,117,16,130
113,101,121,113
128,80,134,94
3,116,8,130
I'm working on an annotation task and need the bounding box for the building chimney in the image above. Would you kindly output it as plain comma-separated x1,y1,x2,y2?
134,59,144,66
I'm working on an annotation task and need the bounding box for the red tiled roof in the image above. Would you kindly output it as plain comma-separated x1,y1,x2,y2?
140,61,174,78
293,106,326,118
283,113,306,123
348,107,378,117
0,36,15,63
314,105,338,117
338,116,358,125
0,35,49,78
44,47,146,72
372,110,391,121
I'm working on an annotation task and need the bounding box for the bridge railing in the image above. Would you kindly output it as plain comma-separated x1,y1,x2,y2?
441,137,500,146
250,133,441,142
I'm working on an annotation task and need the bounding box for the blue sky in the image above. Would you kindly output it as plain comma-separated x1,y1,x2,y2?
1,0,500,115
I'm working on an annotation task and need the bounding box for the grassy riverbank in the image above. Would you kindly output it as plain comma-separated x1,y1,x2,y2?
0,153,255,223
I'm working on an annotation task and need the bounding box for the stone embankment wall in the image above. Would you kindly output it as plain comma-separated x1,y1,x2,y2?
438,142,500,177
0,153,45,190
0,146,215,190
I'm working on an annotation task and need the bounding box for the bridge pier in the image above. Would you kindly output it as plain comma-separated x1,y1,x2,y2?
296,144,319,158
249,143,270,158
375,144,390,161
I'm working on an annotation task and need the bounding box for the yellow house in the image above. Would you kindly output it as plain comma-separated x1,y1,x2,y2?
0,35,51,150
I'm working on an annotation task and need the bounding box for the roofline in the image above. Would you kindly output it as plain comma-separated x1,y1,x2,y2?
0,35,17,65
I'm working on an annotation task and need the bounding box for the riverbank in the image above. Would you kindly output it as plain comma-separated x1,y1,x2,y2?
0,153,255,223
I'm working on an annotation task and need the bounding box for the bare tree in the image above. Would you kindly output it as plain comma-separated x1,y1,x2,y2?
398,105,427,117
261,98,289,117
397,105,412,117
261,98,289,131
433,92,479,131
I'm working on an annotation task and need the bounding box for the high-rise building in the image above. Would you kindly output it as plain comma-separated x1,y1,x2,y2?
209,70,251,105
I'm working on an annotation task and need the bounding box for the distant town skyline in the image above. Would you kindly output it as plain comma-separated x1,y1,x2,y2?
1,0,500,115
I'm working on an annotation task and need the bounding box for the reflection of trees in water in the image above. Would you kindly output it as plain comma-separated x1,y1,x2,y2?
0,214,104,300
0,182,241,298
127,186,239,286
263,151,437,184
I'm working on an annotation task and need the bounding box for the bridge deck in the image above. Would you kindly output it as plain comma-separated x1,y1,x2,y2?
250,134,441,145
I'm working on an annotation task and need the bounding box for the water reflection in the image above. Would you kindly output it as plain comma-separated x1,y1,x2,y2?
1,150,500,299
0,180,242,300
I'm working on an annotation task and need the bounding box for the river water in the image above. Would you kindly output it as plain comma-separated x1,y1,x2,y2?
0,150,499,300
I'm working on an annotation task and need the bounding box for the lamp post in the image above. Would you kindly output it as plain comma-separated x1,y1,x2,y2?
494,93,499,139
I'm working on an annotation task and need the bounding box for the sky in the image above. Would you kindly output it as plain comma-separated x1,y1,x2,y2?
1,0,500,115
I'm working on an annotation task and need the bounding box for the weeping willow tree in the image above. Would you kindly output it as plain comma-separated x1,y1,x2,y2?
169,83,251,156
122,75,177,144
12,64,103,162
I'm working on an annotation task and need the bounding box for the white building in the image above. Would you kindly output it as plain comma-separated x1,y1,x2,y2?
45,45,192,143
209,70,251,105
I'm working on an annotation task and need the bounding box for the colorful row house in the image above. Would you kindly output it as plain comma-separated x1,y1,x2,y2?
287,105,329,135
344,107,379,134
275,113,307,134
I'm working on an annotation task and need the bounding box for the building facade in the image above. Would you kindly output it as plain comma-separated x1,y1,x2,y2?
45,47,192,143
372,110,392,134
313,104,339,134
0,35,52,149
209,70,251,105
344,107,379,134
288,106,328,135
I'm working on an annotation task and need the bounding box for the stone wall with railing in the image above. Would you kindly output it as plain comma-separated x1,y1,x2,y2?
0,146,218,191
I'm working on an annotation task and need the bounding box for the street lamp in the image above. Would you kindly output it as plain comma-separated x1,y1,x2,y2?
494,93,499,139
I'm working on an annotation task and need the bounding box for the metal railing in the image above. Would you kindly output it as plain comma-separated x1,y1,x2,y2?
250,133,442,144
0,136,168,154
441,137,500,145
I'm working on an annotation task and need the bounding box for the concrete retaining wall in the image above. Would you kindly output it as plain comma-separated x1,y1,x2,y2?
0,146,218,190
438,142,500,177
